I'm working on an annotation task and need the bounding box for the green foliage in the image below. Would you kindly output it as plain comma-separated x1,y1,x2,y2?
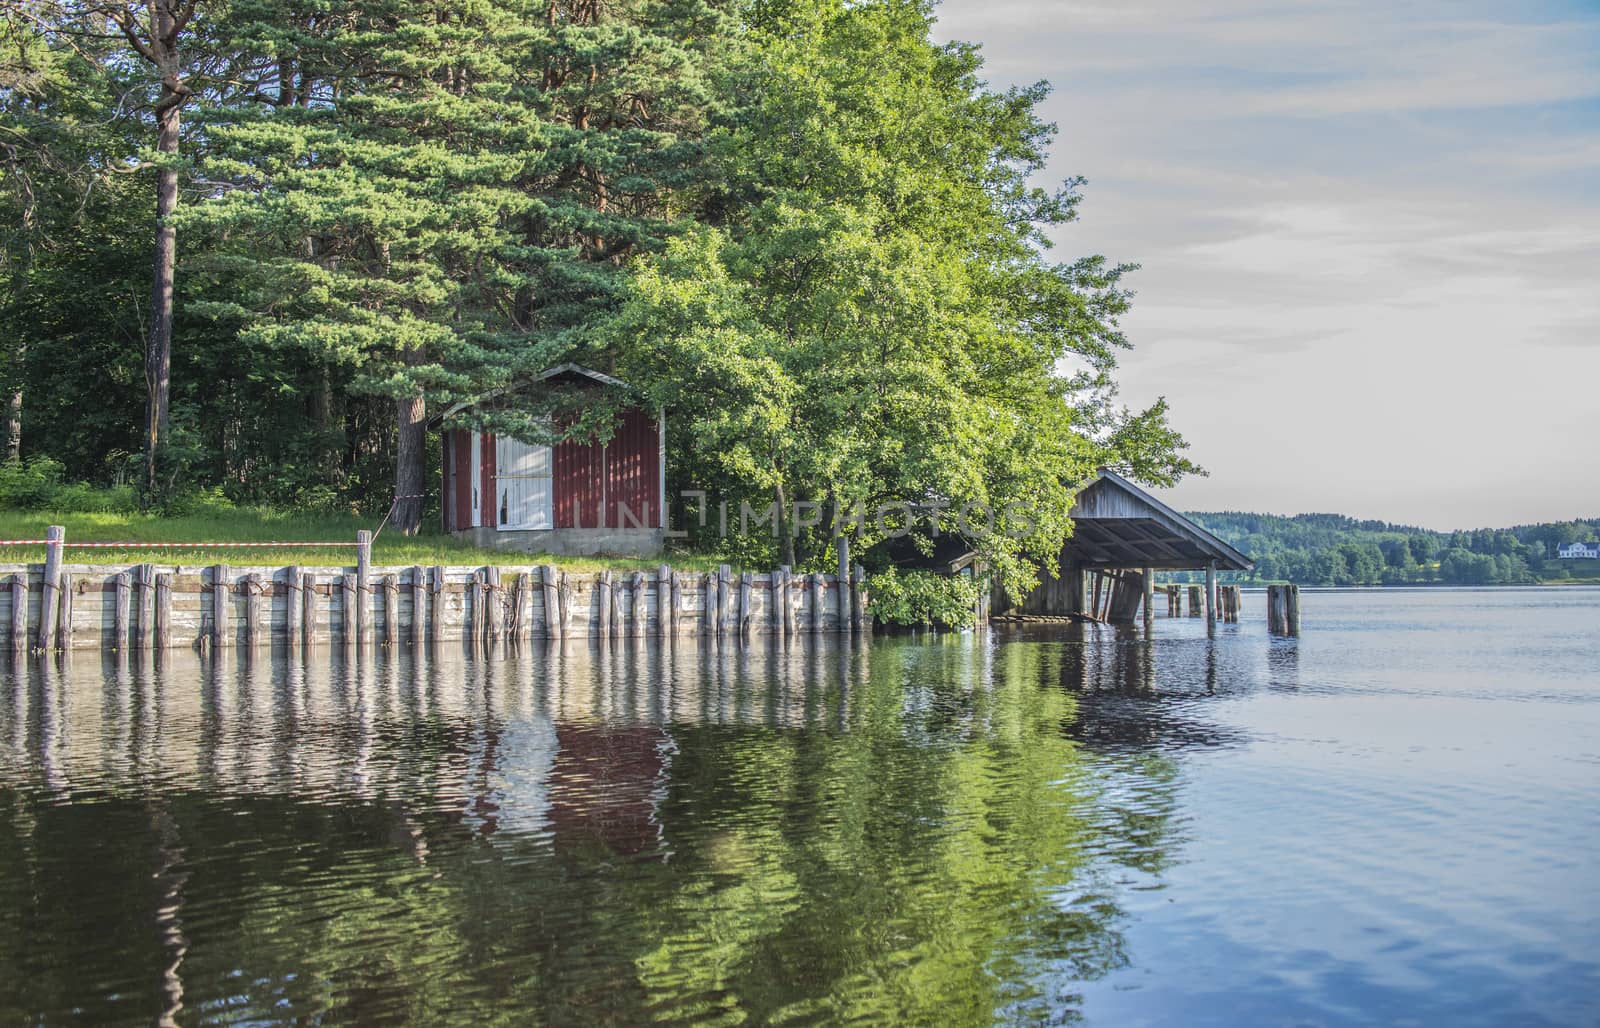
867,567,981,628
1177,510,1594,586
0,458,136,513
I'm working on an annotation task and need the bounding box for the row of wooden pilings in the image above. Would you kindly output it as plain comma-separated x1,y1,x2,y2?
1157,582,1296,635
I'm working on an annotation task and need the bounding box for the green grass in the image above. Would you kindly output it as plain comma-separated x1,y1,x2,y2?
0,507,724,571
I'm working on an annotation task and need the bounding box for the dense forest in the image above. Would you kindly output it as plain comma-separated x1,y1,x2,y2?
1180,511,1600,586
0,0,1199,597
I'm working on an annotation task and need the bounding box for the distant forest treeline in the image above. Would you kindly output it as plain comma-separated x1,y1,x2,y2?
1176,511,1600,586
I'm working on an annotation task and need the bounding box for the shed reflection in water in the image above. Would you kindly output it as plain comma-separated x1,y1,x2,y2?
0,631,1204,1025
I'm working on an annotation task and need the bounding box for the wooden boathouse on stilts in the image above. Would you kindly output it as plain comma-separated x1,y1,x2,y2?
996,471,1254,636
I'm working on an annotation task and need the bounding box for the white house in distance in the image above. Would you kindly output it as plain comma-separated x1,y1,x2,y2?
1556,542,1600,559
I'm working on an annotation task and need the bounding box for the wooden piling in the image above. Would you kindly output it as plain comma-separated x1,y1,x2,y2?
410,565,426,647
836,536,851,632
1205,562,1217,637
135,563,154,650
471,569,487,646
285,566,302,648
57,571,72,652
154,573,172,650
8,573,24,653
610,572,624,641
340,573,357,646
356,530,372,646
381,574,398,644
244,573,264,647
1286,584,1300,635
1187,585,1202,617
36,525,63,652
541,565,561,640
429,567,445,645
484,566,502,645
668,571,681,636
630,571,646,638
702,573,717,635
115,572,132,651
514,572,532,643
717,564,732,636
851,564,865,631
1142,568,1154,632
211,564,230,651
739,572,753,636
301,572,317,647
779,566,795,637
597,570,612,641
657,565,672,638
811,572,825,632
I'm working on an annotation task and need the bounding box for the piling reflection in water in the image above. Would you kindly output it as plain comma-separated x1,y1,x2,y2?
0,629,1249,1025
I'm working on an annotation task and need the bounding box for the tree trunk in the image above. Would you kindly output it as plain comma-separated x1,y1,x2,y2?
394,388,426,535
141,4,184,504
775,478,795,568
5,351,19,463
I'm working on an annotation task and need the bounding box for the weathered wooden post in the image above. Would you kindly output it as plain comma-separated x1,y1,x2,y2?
356,530,373,647
739,572,753,636
410,565,426,647
717,564,732,636
429,567,446,645
657,565,672,638
836,536,851,633
244,573,264,647
381,574,398,644
302,571,318,646
780,566,795,637
610,573,624,642
557,571,572,637
285,566,302,649
811,572,825,632
135,563,155,650
515,572,533,644
340,572,358,647
485,566,502,645
36,525,63,651
8,573,25,653
57,571,73,651
1286,584,1300,636
541,564,561,640
1204,562,1216,637
113,571,133,651
154,573,172,650
702,573,717,635
211,564,230,651
1143,568,1154,634
470,569,486,646
630,571,647,638
597,570,613,641
669,571,682,636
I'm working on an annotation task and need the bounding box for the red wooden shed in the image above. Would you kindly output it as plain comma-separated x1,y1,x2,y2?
437,364,665,557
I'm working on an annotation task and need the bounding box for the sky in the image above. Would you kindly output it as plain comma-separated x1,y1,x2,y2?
932,0,1600,531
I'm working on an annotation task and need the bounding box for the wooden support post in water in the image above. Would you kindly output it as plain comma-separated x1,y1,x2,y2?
340,573,358,647
514,572,532,644
302,572,317,647
1205,562,1216,638
115,572,132,651
657,565,672,638
836,537,851,632
1286,584,1300,636
286,566,302,650
8,573,25,653
611,573,624,641
212,564,230,651
770,570,785,637
669,571,682,636
717,564,732,636
557,572,572,638
154,573,172,650
702,573,717,635
780,566,795,637
411,565,426,647
630,571,646,638
811,572,825,632
541,565,561,640
429,567,445,645
57,571,73,651
135,563,154,650
597,570,613,641
37,525,63,652
851,564,865,631
1143,568,1154,633
381,574,398,644
739,572,753,636
356,530,372,647
484,566,502,645
471,570,486,647
244,573,264,647
1187,585,1202,617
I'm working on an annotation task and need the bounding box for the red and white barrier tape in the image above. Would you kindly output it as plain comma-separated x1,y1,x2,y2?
0,539,50,546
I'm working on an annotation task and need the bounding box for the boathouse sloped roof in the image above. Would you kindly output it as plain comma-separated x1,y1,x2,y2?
1063,470,1254,572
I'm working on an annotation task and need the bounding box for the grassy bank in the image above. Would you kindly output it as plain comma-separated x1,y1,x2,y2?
0,507,722,572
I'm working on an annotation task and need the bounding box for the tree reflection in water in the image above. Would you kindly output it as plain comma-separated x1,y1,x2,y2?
0,629,1220,1025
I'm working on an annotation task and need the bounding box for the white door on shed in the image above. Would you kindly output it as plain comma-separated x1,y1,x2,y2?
495,435,554,529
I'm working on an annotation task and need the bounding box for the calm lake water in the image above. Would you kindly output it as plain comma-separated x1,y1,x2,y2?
1,588,1597,1026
